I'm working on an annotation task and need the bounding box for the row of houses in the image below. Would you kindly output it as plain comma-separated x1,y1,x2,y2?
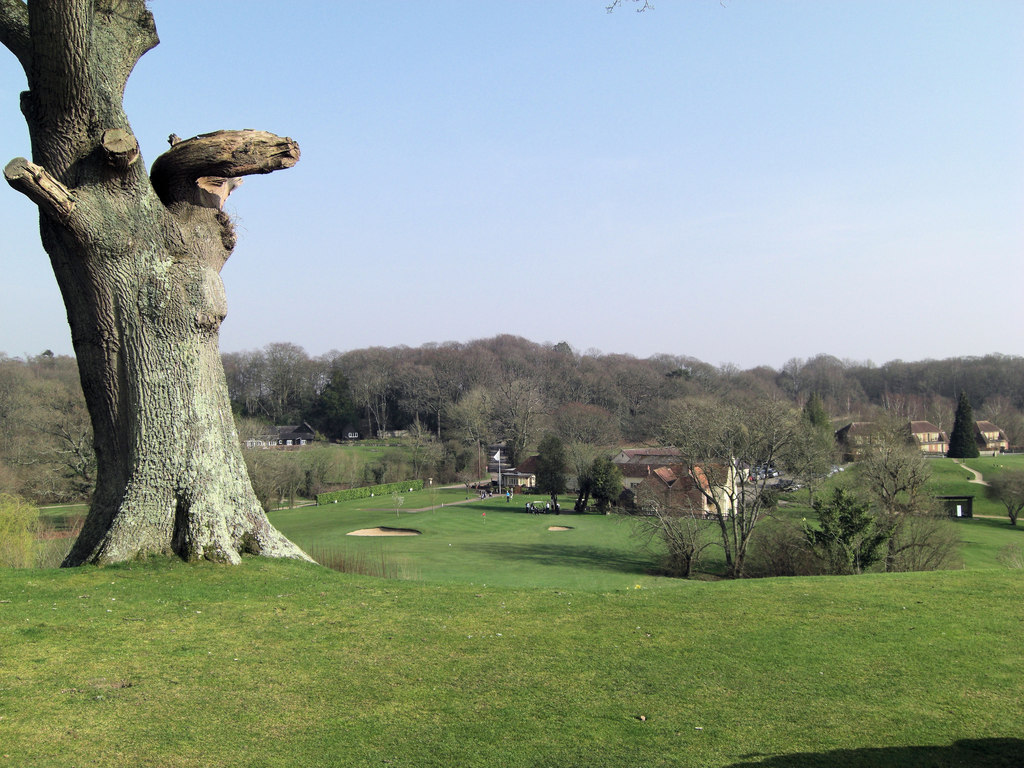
489,444,732,516
492,438,992,521
835,420,1009,459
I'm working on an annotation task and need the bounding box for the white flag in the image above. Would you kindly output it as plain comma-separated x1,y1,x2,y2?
492,451,501,461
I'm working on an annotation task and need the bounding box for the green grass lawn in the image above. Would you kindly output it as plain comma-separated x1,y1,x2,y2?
956,515,1023,569
6,467,1023,766
0,559,1020,767
962,453,1024,484
927,457,1019,521
271,470,1023,590
37,502,89,523
271,492,669,590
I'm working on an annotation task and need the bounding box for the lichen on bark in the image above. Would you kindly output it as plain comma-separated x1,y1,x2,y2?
1,0,310,565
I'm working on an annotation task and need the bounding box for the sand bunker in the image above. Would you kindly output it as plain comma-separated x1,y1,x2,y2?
347,527,421,537
547,526,574,531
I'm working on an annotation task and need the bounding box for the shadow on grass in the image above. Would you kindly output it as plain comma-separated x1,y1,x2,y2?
957,515,1023,532
727,737,1024,768
463,541,655,576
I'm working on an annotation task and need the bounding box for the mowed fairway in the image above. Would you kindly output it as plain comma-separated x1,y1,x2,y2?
270,492,664,590
269,482,1024,589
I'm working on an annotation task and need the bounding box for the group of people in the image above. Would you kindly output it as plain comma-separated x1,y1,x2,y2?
482,487,561,514
524,500,560,514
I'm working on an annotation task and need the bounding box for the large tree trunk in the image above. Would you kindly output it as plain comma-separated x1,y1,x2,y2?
1,0,309,565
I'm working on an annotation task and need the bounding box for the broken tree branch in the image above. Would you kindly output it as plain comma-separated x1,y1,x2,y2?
4,157,76,221
150,130,300,208
101,128,140,170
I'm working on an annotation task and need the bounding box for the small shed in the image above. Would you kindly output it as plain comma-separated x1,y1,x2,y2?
936,495,974,519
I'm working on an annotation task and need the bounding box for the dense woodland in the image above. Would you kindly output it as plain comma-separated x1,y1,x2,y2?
2,337,1022,504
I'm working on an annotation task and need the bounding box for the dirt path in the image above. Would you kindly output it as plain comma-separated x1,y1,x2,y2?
954,460,989,486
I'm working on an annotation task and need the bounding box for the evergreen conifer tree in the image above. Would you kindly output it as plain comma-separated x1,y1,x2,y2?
802,392,831,431
588,457,624,513
535,433,568,509
804,488,889,574
947,392,980,458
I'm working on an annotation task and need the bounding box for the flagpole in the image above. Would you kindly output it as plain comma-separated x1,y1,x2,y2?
494,449,502,496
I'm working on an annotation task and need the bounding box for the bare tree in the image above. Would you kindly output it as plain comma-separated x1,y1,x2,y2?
631,481,715,578
445,386,492,480
788,411,837,505
32,378,95,497
0,354,94,502
343,347,398,438
855,416,957,571
606,0,653,12
419,343,469,439
856,417,931,518
223,349,270,419
662,397,797,578
1,1,308,564
493,377,544,466
263,343,314,424
986,471,1024,526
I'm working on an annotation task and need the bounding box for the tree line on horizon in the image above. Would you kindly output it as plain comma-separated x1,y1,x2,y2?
1,338,1022,504
220,337,1023,451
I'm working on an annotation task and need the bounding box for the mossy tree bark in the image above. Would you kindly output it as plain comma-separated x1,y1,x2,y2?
1,0,310,565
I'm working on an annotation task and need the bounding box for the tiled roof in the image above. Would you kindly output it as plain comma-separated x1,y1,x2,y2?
653,466,677,484
839,422,874,435
277,424,314,440
614,447,681,465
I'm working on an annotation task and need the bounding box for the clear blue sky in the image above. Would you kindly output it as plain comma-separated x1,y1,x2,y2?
1,1,1021,369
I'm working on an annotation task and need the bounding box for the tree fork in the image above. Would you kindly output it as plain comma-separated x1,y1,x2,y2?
1,1,312,566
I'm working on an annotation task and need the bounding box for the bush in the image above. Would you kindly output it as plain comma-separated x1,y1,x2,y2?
745,519,821,578
885,512,962,572
996,543,1023,569
0,493,40,568
34,514,84,568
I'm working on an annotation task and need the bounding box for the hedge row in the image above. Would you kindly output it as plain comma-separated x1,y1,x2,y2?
316,480,424,506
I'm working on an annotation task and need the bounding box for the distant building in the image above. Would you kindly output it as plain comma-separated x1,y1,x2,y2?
937,495,974,518
275,423,315,447
612,447,682,467
836,421,954,457
975,421,1009,454
243,422,315,449
615,447,735,517
612,447,683,492
908,421,949,454
486,445,534,489
507,454,539,489
632,465,707,514
834,422,877,460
